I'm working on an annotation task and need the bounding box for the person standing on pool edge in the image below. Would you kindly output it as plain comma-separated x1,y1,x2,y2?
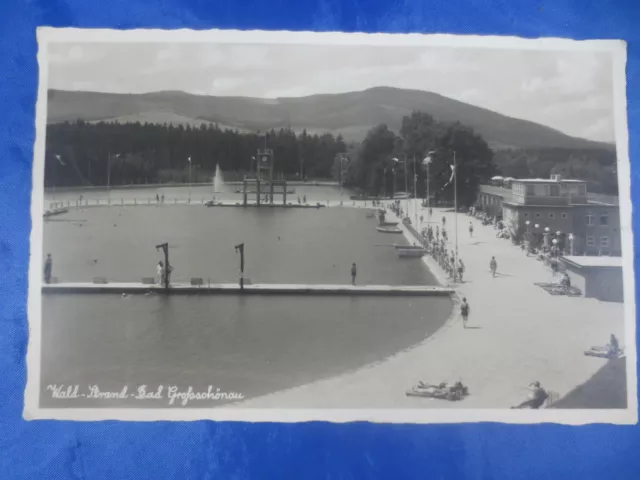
43,253,52,284
351,263,357,286
460,297,470,328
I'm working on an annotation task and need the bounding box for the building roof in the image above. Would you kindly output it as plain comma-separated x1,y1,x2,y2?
562,256,623,268
512,178,586,183
479,184,619,207
478,185,511,197
502,202,568,208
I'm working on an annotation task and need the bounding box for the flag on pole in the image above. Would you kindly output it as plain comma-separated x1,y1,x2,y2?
422,150,437,166
54,154,65,165
437,162,456,194
442,163,456,187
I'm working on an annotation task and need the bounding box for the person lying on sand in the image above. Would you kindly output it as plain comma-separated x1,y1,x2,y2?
511,381,548,409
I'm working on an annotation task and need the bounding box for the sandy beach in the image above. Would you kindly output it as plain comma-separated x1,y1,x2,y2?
238,203,626,409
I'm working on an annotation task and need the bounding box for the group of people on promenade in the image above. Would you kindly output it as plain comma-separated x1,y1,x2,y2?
388,200,405,219
415,216,464,282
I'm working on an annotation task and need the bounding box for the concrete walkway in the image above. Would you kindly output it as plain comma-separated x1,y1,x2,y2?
42,282,453,296
238,204,626,408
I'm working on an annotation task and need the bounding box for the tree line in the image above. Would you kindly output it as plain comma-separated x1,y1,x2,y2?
44,121,348,187
341,112,497,207
45,115,616,203
492,147,618,195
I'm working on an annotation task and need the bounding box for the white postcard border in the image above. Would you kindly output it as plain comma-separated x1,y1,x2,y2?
24,28,636,424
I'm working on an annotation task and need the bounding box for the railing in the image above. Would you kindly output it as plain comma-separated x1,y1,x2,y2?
510,194,571,206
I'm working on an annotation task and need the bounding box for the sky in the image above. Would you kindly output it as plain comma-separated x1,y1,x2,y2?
47,42,616,142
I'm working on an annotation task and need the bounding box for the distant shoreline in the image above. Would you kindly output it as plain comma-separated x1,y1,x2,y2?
44,180,341,194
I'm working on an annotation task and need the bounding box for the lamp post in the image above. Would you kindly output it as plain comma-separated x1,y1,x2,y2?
534,223,540,249
52,153,65,205
392,166,397,199
188,156,192,203
568,234,574,255
544,226,550,248
413,157,418,227
392,157,409,216
339,155,349,198
383,167,387,199
454,150,458,279
107,152,120,204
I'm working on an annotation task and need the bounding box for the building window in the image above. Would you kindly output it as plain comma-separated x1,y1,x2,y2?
561,213,568,219
586,236,595,247
548,212,555,219
601,237,609,247
586,213,594,226
523,212,529,217
600,214,609,225
526,185,535,196
535,212,541,218
550,185,560,196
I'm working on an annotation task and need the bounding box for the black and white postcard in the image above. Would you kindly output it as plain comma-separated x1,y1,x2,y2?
25,28,635,423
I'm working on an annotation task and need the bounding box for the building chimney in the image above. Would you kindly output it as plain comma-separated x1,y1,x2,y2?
550,174,562,182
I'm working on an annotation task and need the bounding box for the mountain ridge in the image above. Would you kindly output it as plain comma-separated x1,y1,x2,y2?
46,87,614,151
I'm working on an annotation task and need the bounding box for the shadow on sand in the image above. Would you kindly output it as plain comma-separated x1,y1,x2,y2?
551,356,627,409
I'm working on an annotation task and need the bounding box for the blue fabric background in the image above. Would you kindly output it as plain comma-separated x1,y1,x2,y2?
1,0,639,478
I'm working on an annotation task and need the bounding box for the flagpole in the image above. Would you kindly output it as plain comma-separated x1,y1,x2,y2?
454,149,458,283
188,157,192,203
404,154,408,217
107,151,111,204
413,154,417,227
53,155,57,203
427,161,430,215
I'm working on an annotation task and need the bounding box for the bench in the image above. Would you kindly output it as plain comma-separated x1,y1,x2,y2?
92,277,108,284
141,277,156,285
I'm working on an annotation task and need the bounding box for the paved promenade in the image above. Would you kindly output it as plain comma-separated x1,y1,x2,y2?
238,204,626,408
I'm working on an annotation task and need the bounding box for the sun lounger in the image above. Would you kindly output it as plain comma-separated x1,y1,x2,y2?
406,382,468,401
537,284,582,296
